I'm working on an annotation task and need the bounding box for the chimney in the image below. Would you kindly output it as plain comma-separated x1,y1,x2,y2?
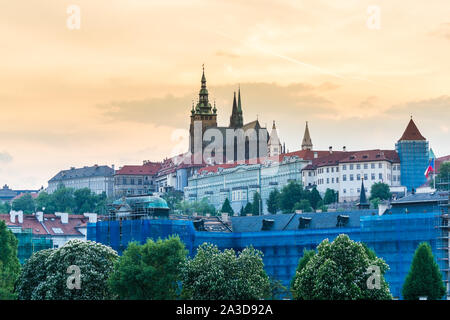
343,146,346,152
329,146,333,154
221,212,229,223
55,212,69,224
83,213,98,223
36,211,44,222
10,210,23,224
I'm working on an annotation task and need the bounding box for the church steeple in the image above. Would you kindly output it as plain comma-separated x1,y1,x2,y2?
357,178,370,209
195,64,213,114
301,121,313,150
268,120,282,156
229,87,243,128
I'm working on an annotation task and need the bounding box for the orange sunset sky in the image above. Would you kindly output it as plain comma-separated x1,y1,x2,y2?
0,0,449,189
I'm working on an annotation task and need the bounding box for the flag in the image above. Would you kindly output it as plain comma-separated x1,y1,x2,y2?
424,158,435,178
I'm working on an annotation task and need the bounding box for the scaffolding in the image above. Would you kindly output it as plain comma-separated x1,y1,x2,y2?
10,227,53,264
436,188,450,299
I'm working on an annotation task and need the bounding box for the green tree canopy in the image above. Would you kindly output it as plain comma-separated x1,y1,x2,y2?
0,220,21,299
220,198,234,215
109,236,187,300
436,162,450,191
19,240,118,300
293,199,312,212
370,182,391,201
16,249,53,300
291,249,315,299
181,243,270,300
176,198,217,216
12,194,35,214
0,202,11,214
279,181,304,213
292,234,392,300
252,192,262,215
162,190,184,213
402,242,446,300
266,189,280,214
243,202,253,215
323,188,338,205
309,187,322,210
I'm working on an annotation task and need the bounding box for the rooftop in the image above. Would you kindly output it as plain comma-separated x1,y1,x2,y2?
49,165,114,182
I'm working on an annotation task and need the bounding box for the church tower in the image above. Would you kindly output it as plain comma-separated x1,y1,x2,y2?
189,66,217,153
395,117,429,191
268,121,282,156
229,87,244,128
301,121,313,150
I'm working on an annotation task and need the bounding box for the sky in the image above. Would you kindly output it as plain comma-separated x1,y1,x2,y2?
0,0,449,189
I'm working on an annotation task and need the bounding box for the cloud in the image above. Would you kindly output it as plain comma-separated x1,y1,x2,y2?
96,81,338,129
0,151,13,163
430,23,450,40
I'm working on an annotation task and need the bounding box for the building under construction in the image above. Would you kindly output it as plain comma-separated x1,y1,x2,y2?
89,191,450,299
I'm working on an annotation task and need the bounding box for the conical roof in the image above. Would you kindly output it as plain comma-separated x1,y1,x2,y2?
398,118,426,141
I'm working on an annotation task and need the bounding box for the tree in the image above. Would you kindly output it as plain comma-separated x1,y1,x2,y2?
23,240,118,300
266,189,280,214
323,189,337,205
12,193,35,214
16,249,53,300
176,198,216,216
370,182,391,201
370,197,381,209
181,243,270,300
309,187,322,210
436,162,450,191
293,199,312,212
0,220,21,299
0,202,11,214
279,181,304,213
162,190,184,213
221,198,234,215
252,192,262,215
243,202,253,215
109,236,187,300
292,234,392,300
291,249,315,299
402,242,446,300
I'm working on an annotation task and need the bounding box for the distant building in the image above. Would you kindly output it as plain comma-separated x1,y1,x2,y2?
188,67,269,162
0,211,98,262
302,149,402,202
0,184,40,203
114,161,161,197
48,165,114,197
155,155,203,193
396,118,429,191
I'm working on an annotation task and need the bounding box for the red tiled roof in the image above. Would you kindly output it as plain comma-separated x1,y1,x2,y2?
115,162,162,176
398,119,426,141
0,213,88,236
157,153,204,177
436,155,450,173
10,192,39,202
339,149,399,164
197,149,340,174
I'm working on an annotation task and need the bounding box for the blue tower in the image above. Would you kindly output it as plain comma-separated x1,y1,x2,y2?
396,118,429,191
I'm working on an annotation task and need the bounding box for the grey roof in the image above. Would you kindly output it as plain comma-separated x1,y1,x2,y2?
230,209,376,233
391,192,449,205
49,165,114,182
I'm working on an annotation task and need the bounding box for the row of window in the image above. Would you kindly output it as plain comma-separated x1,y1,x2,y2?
115,177,153,185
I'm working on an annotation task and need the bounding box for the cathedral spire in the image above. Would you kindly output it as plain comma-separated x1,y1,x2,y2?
301,121,313,150
268,120,282,156
195,65,212,114
229,89,243,128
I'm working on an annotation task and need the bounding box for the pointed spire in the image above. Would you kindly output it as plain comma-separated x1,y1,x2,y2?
301,121,313,150
358,178,369,209
398,117,426,141
268,120,281,156
196,65,212,114
238,85,242,112
229,90,243,128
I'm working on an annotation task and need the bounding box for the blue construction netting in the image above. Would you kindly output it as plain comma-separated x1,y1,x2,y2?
88,211,448,299
360,212,443,299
